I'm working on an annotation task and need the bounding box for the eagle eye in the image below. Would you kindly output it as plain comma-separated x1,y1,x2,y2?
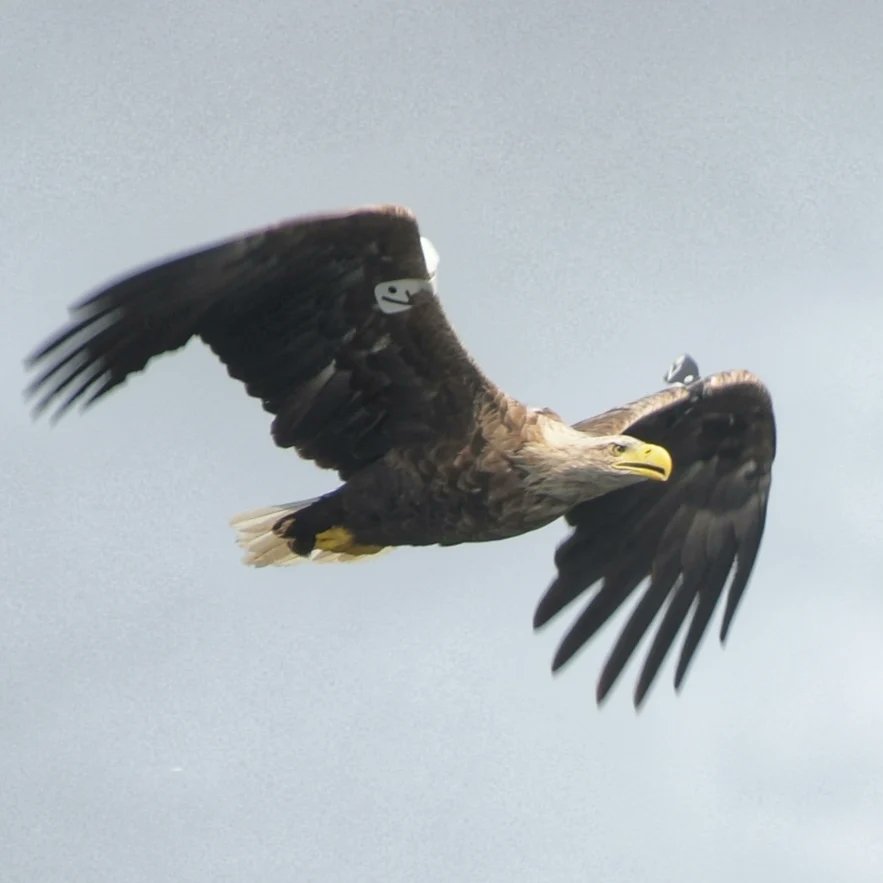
388,285,397,293
610,443,626,455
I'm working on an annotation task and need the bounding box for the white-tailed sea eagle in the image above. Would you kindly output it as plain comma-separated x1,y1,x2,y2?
26,205,776,706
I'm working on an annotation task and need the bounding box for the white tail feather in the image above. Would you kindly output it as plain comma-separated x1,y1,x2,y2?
229,502,389,566
230,503,310,567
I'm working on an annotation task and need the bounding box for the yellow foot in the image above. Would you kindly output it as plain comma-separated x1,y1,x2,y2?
314,526,385,556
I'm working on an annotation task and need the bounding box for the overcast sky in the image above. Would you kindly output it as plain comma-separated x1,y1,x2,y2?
4,2,883,881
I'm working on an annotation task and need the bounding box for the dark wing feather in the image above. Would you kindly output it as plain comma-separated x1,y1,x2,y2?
26,205,496,477
533,370,775,706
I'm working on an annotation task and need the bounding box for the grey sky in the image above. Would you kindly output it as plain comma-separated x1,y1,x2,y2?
4,2,883,881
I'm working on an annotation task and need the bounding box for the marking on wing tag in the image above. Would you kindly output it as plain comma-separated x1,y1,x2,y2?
374,278,428,314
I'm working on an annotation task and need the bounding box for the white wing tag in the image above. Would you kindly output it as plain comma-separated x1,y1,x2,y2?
373,279,428,314
372,235,440,314
420,236,439,288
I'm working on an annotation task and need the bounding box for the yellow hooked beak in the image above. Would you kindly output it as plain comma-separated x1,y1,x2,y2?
613,443,672,482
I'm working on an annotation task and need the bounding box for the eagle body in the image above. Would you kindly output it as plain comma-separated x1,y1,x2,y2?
26,204,776,706
317,397,551,549
271,401,665,557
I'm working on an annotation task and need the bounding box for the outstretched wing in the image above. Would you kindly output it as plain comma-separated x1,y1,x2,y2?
26,206,496,477
533,370,776,706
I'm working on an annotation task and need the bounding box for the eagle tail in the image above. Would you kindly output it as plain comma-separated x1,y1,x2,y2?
229,500,387,566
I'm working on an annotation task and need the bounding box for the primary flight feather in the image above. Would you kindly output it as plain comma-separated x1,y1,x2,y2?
26,205,776,706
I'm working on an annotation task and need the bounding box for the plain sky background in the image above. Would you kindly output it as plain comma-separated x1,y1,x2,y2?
3,2,883,881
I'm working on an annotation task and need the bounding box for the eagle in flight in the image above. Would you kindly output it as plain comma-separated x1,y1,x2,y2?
26,205,776,706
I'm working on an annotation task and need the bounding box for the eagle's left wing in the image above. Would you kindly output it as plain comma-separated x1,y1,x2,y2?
534,370,776,706
26,206,498,478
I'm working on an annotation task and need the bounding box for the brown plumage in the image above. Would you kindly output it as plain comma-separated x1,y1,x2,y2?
25,205,776,706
